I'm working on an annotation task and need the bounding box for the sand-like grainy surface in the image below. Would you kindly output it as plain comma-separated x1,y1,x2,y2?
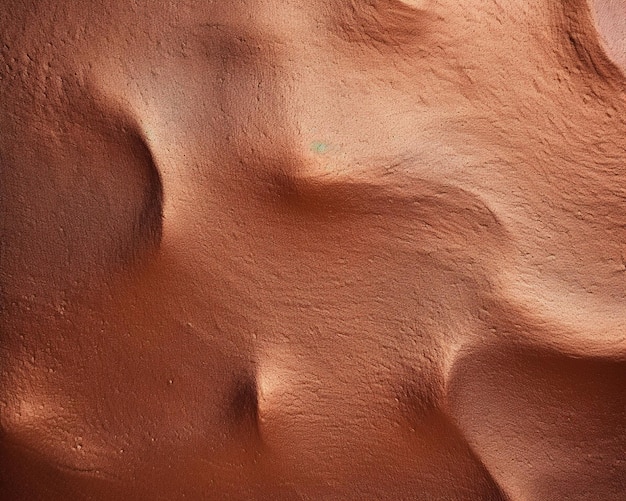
1,1,625,499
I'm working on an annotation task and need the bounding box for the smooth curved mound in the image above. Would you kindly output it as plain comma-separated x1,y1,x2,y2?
1,0,625,499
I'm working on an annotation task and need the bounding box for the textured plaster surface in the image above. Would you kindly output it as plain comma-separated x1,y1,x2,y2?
0,1,625,499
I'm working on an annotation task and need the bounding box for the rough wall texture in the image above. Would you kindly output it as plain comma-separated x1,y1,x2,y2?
0,1,625,499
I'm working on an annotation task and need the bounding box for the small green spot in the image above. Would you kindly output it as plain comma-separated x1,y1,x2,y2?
311,141,329,154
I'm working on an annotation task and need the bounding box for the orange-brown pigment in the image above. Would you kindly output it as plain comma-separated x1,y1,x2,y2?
1,1,625,499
